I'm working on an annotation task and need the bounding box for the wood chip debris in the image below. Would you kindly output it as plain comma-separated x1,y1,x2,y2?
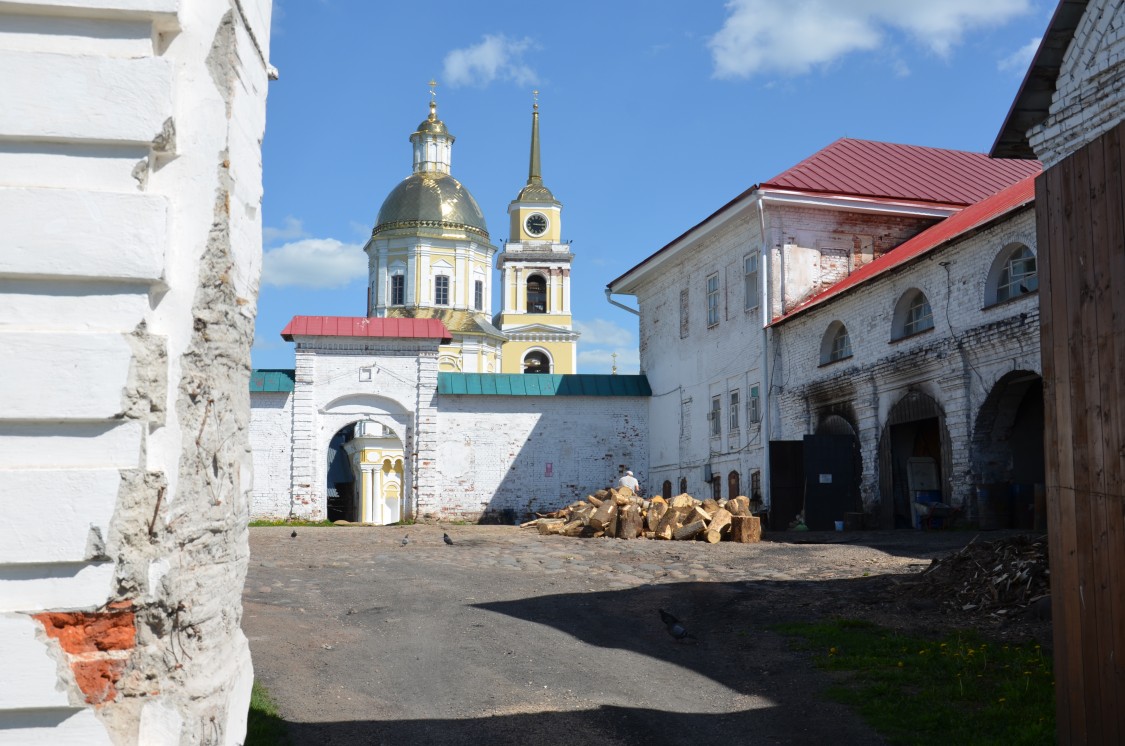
521,489,763,543
900,534,1050,618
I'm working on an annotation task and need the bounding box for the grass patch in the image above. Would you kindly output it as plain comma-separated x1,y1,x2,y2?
773,619,1053,745
248,518,334,527
245,680,288,745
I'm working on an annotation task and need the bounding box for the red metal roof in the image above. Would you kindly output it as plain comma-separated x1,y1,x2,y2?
763,138,1041,207
280,316,452,342
774,174,1038,325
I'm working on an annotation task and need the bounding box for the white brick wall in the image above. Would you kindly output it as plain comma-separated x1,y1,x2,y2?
435,396,649,519
1029,0,1125,167
773,207,1040,518
0,1,272,742
250,391,293,518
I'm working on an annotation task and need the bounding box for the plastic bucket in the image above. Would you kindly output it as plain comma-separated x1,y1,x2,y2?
834,520,844,532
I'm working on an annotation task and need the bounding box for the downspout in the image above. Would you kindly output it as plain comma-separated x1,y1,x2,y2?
758,196,773,512
605,288,640,316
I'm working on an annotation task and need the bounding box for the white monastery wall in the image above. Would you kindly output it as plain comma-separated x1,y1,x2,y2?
774,208,1040,515
250,392,293,518
436,396,649,519
0,1,272,743
1029,0,1125,167
632,198,940,501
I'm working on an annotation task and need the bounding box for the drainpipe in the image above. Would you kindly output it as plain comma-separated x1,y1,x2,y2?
605,288,640,316
758,197,773,512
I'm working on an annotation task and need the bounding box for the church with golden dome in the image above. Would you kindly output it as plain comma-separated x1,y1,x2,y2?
248,92,650,525
365,93,578,374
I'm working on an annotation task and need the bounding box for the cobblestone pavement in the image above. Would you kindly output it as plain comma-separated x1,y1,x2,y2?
243,524,989,745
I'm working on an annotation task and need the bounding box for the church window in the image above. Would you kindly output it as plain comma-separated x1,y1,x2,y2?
989,244,1038,304
706,273,720,327
523,350,550,374
729,389,740,432
391,274,405,306
750,470,762,500
748,384,761,423
474,279,484,311
709,395,721,437
744,254,759,311
527,274,547,313
435,275,450,306
679,289,689,338
662,480,672,500
893,289,934,339
820,321,852,364
679,476,687,494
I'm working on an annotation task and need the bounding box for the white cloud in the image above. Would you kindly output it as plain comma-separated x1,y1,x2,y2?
574,318,636,347
998,36,1041,74
261,238,367,289
709,0,1032,79
263,216,307,245
443,34,538,88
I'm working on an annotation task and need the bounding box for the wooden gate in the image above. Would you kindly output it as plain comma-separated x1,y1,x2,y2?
1036,120,1125,743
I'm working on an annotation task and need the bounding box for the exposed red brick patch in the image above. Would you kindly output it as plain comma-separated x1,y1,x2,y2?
35,606,136,654
33,601,136,706
70,658,128,705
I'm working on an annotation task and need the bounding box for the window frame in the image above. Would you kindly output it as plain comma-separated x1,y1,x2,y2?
434,275,450,306
390,273,405,306
892,289,934,340
474,279,484,311
748,384,761,423
679,288,690,338
994,245,1038,304
744,253,760,311
820,321,852,365
729,389,740,432
706,273,720,328
526,273,547,313
709,395,722,437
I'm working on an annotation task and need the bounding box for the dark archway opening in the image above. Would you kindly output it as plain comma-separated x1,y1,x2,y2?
326,423,357,522
662,480,672,500
971,371,1045,528
878,391,951,529
727,470,740,500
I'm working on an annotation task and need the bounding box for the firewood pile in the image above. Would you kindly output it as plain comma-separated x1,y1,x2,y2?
522,489,762,543
904,534,1050,618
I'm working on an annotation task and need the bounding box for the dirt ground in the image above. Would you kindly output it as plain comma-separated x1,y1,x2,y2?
243,525,1049,745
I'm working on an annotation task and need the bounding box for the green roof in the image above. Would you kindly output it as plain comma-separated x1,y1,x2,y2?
438,373,651,397
250,369,295,393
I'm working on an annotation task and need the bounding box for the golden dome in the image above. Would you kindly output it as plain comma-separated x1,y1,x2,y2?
373,172,489,239
413,101,452,139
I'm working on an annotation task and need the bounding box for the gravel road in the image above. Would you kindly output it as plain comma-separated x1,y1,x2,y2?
243,524,1011,745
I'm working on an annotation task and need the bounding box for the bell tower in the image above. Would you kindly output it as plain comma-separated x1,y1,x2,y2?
495,94,579,374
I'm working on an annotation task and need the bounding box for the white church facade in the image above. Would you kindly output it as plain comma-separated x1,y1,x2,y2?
250,99,650,523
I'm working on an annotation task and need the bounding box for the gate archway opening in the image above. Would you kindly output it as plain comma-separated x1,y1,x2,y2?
971,371,1044,527
877,391,951,529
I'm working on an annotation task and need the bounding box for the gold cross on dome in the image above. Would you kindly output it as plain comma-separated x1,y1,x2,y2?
428,79,439,100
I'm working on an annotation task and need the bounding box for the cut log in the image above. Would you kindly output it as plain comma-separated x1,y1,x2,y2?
605,505,619,538
589,501,616,532
669,493,696,511
594,489,610,500
617,505,644,539
616,484,635,499
727,496,750,516
673,519,707,541
730,515,762,543
536,518,565,535
561,519,586,537
646,501,668,532
708,507,733,535
655,505,684,539
701,498,721,515
519,518,540,528
690,505,712,525
586,494,603,507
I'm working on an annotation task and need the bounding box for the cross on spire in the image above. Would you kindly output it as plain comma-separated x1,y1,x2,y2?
532,89,539,110
428,79,439,100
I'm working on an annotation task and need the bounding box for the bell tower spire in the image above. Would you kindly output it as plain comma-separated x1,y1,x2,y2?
528,90,542,187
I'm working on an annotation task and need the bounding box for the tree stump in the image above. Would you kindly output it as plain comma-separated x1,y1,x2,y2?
646,501,668,532
617,505,644,539
730,515,761,543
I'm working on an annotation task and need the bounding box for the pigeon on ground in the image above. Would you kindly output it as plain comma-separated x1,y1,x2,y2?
659,608,695,642
443,533,454,546
290,530,297,538
401,535,410,547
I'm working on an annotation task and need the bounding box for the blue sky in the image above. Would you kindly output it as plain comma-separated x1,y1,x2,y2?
254,0,1054,374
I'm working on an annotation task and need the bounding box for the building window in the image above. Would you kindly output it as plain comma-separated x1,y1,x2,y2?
750,470,762,500
894,289,934,338
744,254,759,311
729,389,740,432
662,480,672,500
748,384,760,423
991,244,1038,304
527,274,547,313
706,273,720,327
679,477,687,494
474,279,484,311
391,274,405,305
680,399,691,440
711,475,722,500
523,350,550,374
434,275,450,306
820,321,852,364
679,289,689,338
728,470,740,500
710,395,722,437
